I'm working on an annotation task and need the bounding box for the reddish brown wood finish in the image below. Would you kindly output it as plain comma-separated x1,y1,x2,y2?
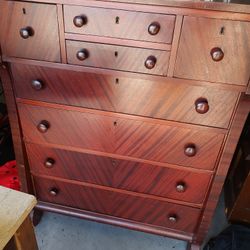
33,175,201,233
0,1,61,62
64,5,175,44
18,102,225,170
26,143,212,204
11,63,239,128
174,17,250,85
66,40,170,75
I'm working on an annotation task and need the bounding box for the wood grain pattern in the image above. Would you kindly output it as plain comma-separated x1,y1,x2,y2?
66,40,170,75
33,175,201,233
64,5,175,44
174,16,250,85
11,63,239,128
1,1,61,62
18,102,225,170
26,143,212,204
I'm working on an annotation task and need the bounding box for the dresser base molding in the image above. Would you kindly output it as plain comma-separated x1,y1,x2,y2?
35,201,194,242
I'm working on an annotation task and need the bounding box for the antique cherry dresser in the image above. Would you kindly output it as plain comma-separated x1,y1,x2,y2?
0,0,250,249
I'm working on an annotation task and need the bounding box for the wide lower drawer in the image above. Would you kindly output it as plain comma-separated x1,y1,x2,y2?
18,102,225,170
11,63,239,128
66,40,170,75
27,143,212,204
64,5,175,44
33,176,201,233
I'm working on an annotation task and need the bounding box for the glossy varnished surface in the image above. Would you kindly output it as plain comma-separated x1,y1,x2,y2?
11,63,239,128
33,175,201,233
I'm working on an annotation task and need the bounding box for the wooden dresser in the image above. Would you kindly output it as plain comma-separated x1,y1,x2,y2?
0,0,250,249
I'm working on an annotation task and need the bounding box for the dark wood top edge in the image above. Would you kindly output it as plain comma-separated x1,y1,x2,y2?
5,57,246,92
25,141,215,174
33,173,204,208
15,0,250,17
36,201,194,241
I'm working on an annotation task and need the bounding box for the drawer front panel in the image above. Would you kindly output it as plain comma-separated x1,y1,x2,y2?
64,5,175,44
18,103,225,170
12,64,239,128
66,40,170,75
27,143,212,204
1,1,60,62
33,176,201,233
174,17,250,85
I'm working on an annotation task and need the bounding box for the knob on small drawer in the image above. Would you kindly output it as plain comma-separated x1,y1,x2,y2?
19,27,34,39
148,22,160,35
184,144,197,157
44,158,55,168
176,182,186,193
145,56,157,69
76,49,89,61
31,80,43,90
37,120,50,133
195,98,209,114
168,214,177,223
73,15,87,27
210,47,224,62
49,188,59,196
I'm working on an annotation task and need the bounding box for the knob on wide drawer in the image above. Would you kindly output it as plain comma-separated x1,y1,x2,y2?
19,27,34,39
184,144,197,157
49,188,59,196
195,98,209,114
145,56,157,69
168,214,178,223
210,47,224,62
76,49,89,61
37,120,50,133
176,182,186,193
31,80,43,90
44,158,55,168
73,15,87,27
148,22,160,35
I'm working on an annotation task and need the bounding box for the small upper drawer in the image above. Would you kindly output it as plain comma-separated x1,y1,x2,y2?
66,40,170,75
1,1,61,62
64,5,175,44
174,17,250,85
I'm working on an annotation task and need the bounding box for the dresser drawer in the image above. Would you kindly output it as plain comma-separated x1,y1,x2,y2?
1,1,60,62
12,64,239,128
27,143,212,204
18,103,225,170
33,176,201,233
174,17,250,85
64,5,175,44
66,40,170,75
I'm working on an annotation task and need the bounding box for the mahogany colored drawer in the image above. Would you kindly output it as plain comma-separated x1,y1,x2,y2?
26,143,212,204
1,1,60,62
66,40,170,75
12,63,239,128
64,5,175,44
174,17,250,85
33,176,201,233
18,103,225,170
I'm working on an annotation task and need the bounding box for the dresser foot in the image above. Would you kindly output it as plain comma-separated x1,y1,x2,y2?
32,209,44,226
187,242,201,250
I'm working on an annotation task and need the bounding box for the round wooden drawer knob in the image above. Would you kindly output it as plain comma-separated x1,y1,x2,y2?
76,49,89,61
31,80,43,90
168,215,177,223
37,120,50,133
184,144,196,157
49,188,58,196
195,98,209,114
73,15,87,27
176,182,186,193
210,47,224,62
44,158,55,168
145,56,157,69
19,27,34,39
148,22,160,35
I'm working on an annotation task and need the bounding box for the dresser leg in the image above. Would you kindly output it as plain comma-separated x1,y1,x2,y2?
32,209,44,226
187,242,201,250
